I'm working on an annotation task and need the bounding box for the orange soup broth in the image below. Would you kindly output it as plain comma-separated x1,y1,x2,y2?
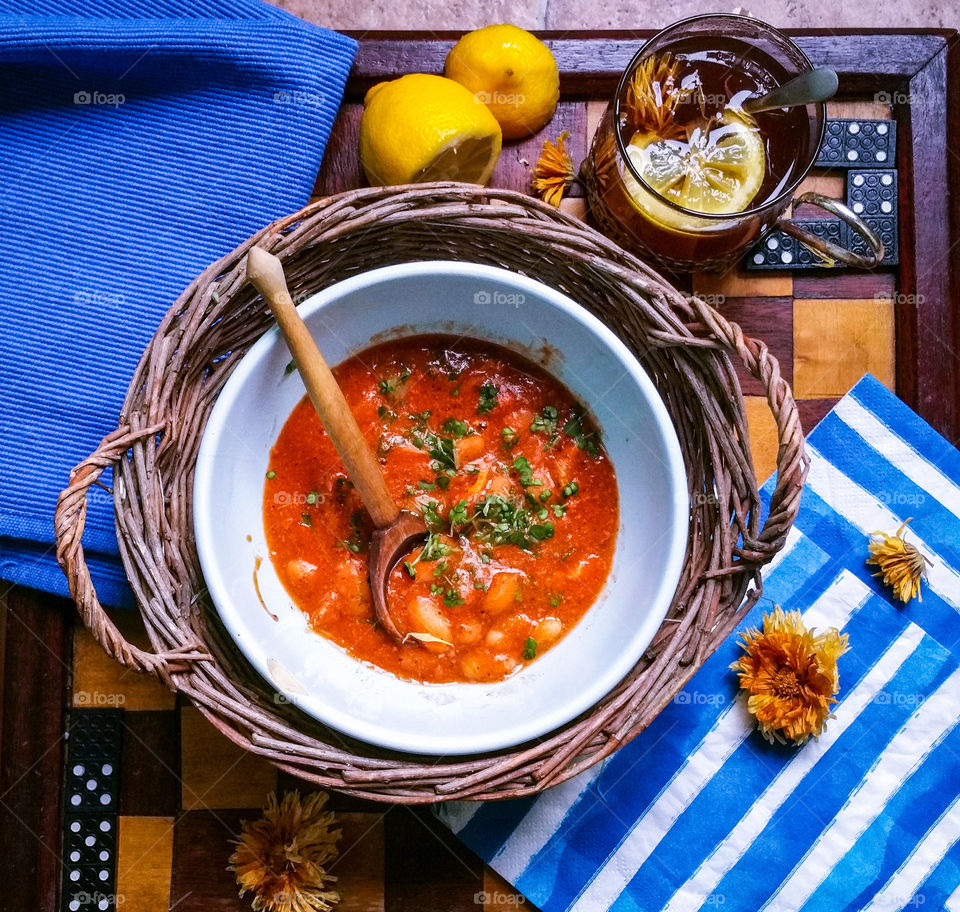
263,336,618,683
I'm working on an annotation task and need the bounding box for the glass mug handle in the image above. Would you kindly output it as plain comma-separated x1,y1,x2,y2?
777,192,884,268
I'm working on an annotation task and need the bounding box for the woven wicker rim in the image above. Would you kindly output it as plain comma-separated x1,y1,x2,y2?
55,183,807,803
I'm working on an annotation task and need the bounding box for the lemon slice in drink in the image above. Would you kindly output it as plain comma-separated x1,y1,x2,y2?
624,110,765,216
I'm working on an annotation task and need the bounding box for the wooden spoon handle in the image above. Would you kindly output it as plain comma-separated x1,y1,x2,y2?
245,247,400,529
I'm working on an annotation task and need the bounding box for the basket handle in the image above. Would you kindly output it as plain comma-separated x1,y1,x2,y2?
54,423,211,687
686,294,809,562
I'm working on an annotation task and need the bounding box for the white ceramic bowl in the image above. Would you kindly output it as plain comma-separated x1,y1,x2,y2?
194,261,688,755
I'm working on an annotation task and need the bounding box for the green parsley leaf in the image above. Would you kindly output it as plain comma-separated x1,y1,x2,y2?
523,637,538,660
477,382,498,414
530,405,559,439
444,589,465,607
420,531,453,562
299,513,312,527
562,481,580,498
563,407,600,457
418,480,436,491
513,456,541,488
441,417,470,438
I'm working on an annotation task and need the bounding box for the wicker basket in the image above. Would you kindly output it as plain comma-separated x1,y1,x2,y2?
54,183,806,803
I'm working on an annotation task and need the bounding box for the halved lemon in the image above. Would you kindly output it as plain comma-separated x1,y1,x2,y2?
624,110,766,216
359,74,502,187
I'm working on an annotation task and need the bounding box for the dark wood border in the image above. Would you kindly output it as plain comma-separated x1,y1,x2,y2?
1,29,957,911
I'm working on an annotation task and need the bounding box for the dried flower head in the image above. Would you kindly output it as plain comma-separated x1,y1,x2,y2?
731,606,849,746
230,790,341,912
623,52,692,140
867,518,930,604
532,131,576,207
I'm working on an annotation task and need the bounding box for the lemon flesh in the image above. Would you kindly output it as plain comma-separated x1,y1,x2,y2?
625,111,766,216
445,24,559,139
359,73,502,187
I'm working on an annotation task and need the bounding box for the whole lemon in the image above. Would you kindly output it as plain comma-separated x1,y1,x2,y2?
359,73,502,187
445,24,560,139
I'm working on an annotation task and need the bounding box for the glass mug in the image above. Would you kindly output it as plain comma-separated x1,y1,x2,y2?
581,14,884,272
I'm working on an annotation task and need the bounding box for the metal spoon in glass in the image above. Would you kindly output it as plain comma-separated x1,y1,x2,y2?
741,66,838,115
245,247,424,642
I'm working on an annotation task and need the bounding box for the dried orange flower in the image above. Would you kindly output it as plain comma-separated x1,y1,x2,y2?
532,131,576,207
867,518,930,604
230,790,341,912
731,606,849,746
623,52,692,140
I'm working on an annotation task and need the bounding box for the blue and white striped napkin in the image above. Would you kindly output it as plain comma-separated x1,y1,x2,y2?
439,374,960,912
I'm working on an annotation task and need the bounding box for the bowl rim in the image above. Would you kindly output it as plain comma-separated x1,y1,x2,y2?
193,260,689,754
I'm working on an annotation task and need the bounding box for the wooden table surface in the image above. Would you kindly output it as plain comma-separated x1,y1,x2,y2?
1,28,958,912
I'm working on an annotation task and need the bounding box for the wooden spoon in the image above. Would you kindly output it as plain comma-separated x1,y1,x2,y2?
245,247,425,642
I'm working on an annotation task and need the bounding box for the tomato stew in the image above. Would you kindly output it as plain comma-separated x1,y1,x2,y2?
263,335,618,683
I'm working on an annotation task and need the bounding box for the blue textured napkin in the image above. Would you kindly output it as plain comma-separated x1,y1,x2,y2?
440,375,960,912
0,0,356,605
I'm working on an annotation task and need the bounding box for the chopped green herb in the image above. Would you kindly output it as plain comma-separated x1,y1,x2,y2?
444,589,465,607
500,426,518,449
523,637,538,660
416,428,457,471
432,560,448,578
299,513,312,526
552,503,566,518
539,489,552,502
403,561,417,579
265,470,276,479
563,407,600,457
441,417,470,437
473,579,488,590
436,475,450,490
418,480,436,491
284,358,297,376
530,405,559,440
451,388,460,397
529,522,555,541
420,531,453,562
430,582,444,595
344,541,360,553
562,480,580,498
422,500,444,530
513,456,541,488
481,551,492,564
304,491,317,504
537,507,549,520
448,498,470,529
477,382,498,414
549,593,563,607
